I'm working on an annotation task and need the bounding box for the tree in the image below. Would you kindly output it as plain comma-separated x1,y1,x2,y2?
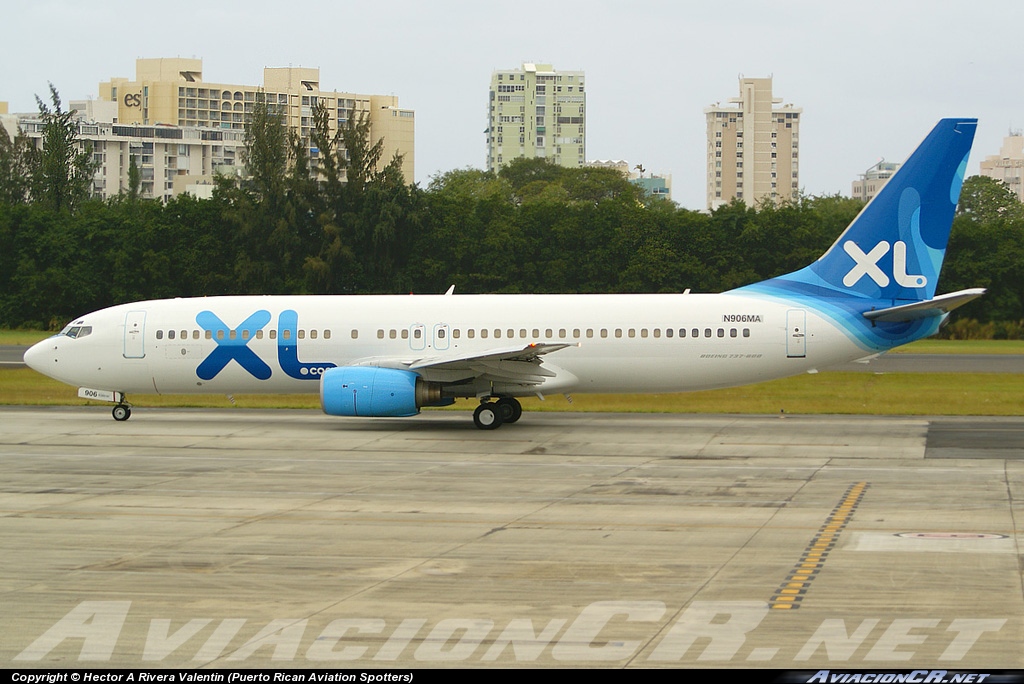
0,121,32,205
127,155,141,200
304,101,420,293
956,175,1022,224
27,84,98,212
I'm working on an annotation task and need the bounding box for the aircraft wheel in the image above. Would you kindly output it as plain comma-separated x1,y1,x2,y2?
473,403,503,430
496,397,522,424
112,405,131,422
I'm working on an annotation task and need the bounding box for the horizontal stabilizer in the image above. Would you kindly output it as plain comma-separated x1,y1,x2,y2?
862,288,986,323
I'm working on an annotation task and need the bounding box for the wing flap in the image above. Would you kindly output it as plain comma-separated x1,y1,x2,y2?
358,343,574,386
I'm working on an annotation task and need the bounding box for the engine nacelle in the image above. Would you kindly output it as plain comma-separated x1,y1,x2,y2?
320,367,449,417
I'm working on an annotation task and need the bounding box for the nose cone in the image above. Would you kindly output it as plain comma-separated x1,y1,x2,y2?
23,338,57,377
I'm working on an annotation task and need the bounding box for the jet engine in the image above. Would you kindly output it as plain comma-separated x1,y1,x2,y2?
320,367,450,417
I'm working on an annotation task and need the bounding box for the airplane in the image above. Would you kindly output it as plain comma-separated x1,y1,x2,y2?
24,118,984,430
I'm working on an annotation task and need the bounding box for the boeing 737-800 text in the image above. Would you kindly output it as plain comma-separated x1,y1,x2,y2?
25,118,984,428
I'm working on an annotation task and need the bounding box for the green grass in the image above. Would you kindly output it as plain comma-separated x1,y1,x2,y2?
0,330,52,345
894,339,1024,354
3,368,1022,416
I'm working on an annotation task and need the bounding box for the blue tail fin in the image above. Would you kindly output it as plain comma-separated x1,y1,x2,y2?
740,118,977,304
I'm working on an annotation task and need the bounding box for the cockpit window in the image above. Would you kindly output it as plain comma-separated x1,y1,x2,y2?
64,326,92,339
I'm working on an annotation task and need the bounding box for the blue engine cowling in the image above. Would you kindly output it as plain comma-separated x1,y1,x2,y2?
320,367,450,417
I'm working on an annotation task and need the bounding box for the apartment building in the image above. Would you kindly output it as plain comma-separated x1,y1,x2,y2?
705,77,801,210
979,132,1024,202
98,58,414,184
851,160,901,203
487,63,585,172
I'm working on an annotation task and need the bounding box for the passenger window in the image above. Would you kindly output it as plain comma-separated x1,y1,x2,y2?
205,330,212,340
545,329,553,337
468,329,475,339
389,329,397,339
350,330,358,339
414,329,422,339
217,330,225,340
168,330,175,340
586,329,594,338
453,329,460,339
402,329,409,339
193,330,200,340
241,330,249,340
324,330,331,339
573,329,580,338
730,328,737,338
229,330,237,340
255,330,263,340
270,330,277,340
615,329,622,338
481,329,488,339
282,330,290,341
298,330,305,340
628,329,635,338
507,329,514,338
641,329,648,338
181,330,187,340
559,329,566,338
438,329,446,339
519,329,527,338
533,329,540,337
666,328,673,338
494,329,501,339
156,330,164,340
717,329,725,338
600,329,608,338
310,330,318,339
692,329,699,338
653,329,661,338
743,328,750,338
704,329,712,338
377,329,385,339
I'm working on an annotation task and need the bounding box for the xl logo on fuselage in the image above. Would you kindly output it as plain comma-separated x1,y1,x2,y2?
842,240,927,289
195,309,336,381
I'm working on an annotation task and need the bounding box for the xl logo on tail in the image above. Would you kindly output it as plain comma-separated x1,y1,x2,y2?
842,240,927,289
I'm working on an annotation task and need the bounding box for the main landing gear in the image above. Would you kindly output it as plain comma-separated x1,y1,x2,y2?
472,397,522,430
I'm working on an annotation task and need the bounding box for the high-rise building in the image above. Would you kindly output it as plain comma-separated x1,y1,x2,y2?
978,132,1024,202
98,58,415,184
851,160,901,203
487,63,585,172
705,77,801,210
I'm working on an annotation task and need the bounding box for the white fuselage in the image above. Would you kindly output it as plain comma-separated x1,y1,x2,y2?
25,292,865,398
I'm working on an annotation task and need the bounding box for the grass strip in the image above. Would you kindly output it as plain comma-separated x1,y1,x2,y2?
2,368,1021,416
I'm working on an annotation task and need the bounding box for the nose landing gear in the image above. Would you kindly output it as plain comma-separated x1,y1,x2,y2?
76,387,133,421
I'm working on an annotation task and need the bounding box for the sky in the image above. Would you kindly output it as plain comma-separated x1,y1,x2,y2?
3,0,1023,209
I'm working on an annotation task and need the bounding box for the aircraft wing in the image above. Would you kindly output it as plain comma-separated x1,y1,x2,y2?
862,288,986,323
362,343,574,385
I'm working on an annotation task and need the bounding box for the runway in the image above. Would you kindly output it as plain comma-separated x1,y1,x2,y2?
2,407,1022,668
